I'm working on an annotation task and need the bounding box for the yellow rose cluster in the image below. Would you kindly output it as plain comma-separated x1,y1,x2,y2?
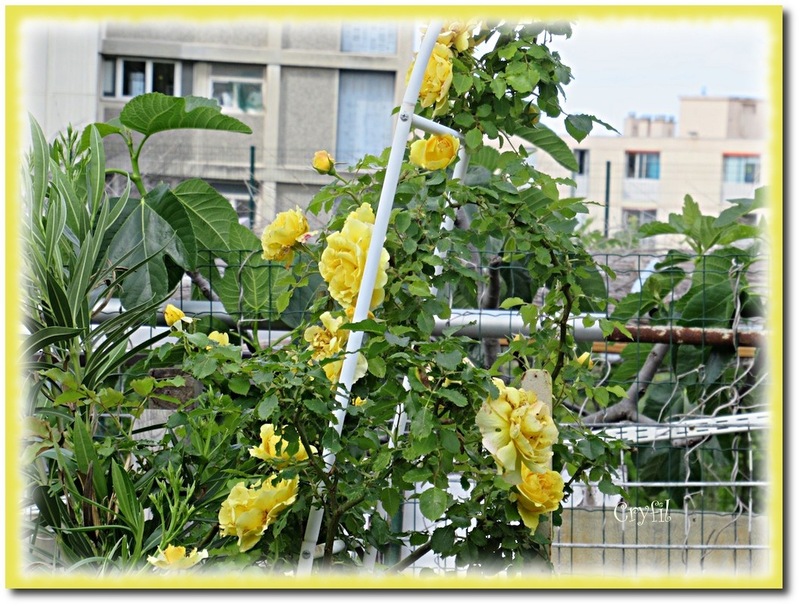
436,21,480,53
410,42,454,117
260,206,314,266
249,423,311,467
303,311,368,385
218,476,299,552
319,203,390,313
476,378,563,532
409,134,460,171
147,544,208,571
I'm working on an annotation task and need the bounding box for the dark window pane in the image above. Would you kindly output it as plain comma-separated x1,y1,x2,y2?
153,62,175,95
122,60,146,96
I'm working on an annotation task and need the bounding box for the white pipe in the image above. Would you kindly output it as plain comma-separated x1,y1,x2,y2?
297,20,445,575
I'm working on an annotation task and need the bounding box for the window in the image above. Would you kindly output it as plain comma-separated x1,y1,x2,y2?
622,208,657,229
625,151,660,179
102,57,180,98
574,149,589,175
723,154,761,184
336,71,395,165
210,64,264,113
341,23,397,53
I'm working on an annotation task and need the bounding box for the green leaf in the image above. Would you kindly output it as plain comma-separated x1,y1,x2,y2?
679,281,734,328
171,179,240,254
229,377,251,396
452,72,473,95
256,393,278,421
419,486,448,521
119,93,252,137
439,388,468,408
431,526,456,554
465,127,483,149
379,486,402,517
71,417,96,475
513,124,579,172
500,296,525,309
22,326,82,361
410,407,434,438
564,114,594,143
434,349,462,370
105,184,206,309
28,116,49,218
111,460,144,532
86,124,106,216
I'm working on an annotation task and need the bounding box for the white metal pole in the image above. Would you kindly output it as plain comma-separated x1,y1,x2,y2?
297,20,444,575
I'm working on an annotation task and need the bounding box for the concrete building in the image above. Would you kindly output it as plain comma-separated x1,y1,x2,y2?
22,19,418,232
531,96,767,243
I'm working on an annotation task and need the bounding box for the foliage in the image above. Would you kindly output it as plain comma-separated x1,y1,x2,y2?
20,19,684,580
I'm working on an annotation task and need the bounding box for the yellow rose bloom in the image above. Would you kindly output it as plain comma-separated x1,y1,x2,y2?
476,378,559,484
248,423,310,466
218,476,299,552
408,43,453,116
147,544,208,571
260,207,312,265
319,203,390,312
312,150,336,175
437,21,479,52
515,468,565,533
164,303,187,327
207,331,230,348
409,134,460,171
303,311,368,385
576,351,594,369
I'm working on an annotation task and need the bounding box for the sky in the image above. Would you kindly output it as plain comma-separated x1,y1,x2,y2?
541,18,772,135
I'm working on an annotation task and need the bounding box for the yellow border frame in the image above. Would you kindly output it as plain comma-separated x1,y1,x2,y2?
5,3,783,590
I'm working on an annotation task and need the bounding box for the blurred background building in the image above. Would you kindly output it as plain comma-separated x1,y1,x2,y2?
23,19,418,233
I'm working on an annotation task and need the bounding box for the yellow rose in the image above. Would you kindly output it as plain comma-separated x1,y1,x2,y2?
164,303,192,328
319,203,389,312
437,21,479,52
147,544,208,571
476,378,558,484
248,423,310,466
408,43,453,116
303,311,368,385
409,134,460,171
207,331,230,349
576,351,594,369
515,468,565,533
218,476,299,552
260,207,312,265
312,150,336,175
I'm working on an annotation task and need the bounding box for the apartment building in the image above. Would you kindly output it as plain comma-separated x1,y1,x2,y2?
23,19,417,232
531,96,768,240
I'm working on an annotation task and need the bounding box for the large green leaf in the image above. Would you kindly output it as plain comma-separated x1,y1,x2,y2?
119,94,252,137
513,124,579,172
106,193,191,310
678,281,734,328
170,179,240,254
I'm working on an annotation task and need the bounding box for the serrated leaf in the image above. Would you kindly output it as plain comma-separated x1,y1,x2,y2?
228,377,251,396
171,179,239,254
419,486,448,521
119,93,252,137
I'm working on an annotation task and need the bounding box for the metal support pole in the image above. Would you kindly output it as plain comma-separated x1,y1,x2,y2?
297,20,444,576
604,160,611,238
249,145,256,228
